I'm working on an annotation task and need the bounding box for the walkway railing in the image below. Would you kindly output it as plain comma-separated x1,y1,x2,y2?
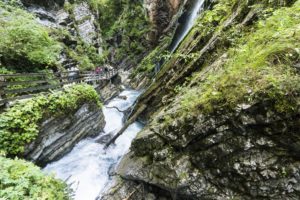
0,68,118,105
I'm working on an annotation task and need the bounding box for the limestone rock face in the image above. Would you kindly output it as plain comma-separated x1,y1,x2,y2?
97,75,122,103
21,0,102,69
102,102,300,200
102,1,300,199
24,103,105,166
144,0,185,42
73,2,99,44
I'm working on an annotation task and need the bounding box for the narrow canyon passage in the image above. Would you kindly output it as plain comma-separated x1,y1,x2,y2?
1,1,299,199
44,90,143,200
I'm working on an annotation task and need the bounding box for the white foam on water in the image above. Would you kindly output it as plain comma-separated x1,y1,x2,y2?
44,90,143,200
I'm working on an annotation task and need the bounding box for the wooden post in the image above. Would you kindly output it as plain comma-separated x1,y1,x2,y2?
0,75,6,105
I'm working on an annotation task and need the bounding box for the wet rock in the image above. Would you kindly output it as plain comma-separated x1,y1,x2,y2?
100,176,173,200
144,0,184,43
119,95,127,100
97,76,123,103
103,99,300,199
24,103,105,166
56,9,69,26
108,163,117,177
95,133,114,144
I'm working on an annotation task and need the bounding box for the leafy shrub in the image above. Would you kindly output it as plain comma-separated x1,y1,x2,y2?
0,84,101,155
69,42,105,70
0,67,14,74
0,156,70,200
0,3,61,72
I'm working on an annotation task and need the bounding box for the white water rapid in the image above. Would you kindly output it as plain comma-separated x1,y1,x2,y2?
169,0,205,52
44,90,143,200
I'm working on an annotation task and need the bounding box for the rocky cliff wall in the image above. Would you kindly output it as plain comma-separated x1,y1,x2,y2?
25,103,105,166
144,0,184,43
102,0,300,199
19,0,103,70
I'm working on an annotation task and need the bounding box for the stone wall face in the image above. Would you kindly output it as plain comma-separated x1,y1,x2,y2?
24,103,105,165
101,1,300,199
144,0,185,42
21,0,102,69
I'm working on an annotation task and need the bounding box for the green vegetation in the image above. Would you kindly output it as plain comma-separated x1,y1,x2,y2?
131,47,163,77
59,1,106,70
0,67,13,75
106,0,150,63
89,0,123,33
0,2,61,72
0,156,70,200
63,0,145,69
0,84,101,156
179,0,300,115
88,0,151,65
131,35,172,78
0,0,151,72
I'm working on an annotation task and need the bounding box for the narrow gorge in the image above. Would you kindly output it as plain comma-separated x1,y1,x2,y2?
0,0,299,200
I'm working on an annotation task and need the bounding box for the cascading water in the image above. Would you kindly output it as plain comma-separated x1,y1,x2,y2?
155,0,205,73
43,2,206,198
169,0,205,53
44,90,143,200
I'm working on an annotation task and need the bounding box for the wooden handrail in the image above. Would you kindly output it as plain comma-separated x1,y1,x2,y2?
0,67,119,105
0,70,91,78
0,74,86,87
2,78,84,95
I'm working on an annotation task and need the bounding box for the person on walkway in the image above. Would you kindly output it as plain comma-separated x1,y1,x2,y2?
95,67,101,74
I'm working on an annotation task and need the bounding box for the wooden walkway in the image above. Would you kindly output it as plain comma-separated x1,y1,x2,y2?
0,68,118,105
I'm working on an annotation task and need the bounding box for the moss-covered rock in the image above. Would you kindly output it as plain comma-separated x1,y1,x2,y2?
104,1,300,199
0,84,102,158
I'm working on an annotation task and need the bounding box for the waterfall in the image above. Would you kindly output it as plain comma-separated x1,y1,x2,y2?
42,2,207,199
44,90,143,200
155,0,205,73
169,0,205,53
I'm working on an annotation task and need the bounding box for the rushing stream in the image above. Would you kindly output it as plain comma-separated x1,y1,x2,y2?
44,90,143,200
43,1,206,198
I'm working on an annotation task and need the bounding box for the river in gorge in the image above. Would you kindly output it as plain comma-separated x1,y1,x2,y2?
43,2,207,198
44,90,143,200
